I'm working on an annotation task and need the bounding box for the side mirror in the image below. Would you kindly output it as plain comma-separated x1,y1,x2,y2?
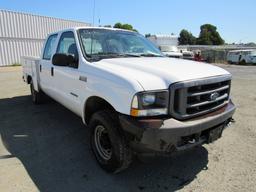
52,53,77,67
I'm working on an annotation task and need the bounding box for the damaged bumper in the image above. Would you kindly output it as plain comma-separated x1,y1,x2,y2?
119,100,236,154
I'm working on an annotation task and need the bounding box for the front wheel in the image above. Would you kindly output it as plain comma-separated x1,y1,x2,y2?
89,110,132,173
30,82,44,104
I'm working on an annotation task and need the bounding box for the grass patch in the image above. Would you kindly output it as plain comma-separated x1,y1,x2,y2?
10,63,22,67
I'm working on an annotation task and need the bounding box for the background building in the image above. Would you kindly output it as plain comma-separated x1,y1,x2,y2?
147,34,179,47
0,10,90,66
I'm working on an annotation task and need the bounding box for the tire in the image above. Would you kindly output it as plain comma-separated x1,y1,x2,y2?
239,60,246,65
30,82,44,104
89,110,132,173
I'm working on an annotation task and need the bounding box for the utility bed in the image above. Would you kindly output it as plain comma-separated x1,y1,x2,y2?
21,56,40,92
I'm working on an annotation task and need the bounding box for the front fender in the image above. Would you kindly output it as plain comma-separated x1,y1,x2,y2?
80,72,143,124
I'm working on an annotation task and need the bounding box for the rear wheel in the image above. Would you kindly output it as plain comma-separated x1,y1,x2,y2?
239,60,246,65
30,82,44,104
89,110,132,173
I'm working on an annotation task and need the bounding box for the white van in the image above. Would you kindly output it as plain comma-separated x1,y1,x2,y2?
227,50,256,64
182,50,194,60
159,45,183,58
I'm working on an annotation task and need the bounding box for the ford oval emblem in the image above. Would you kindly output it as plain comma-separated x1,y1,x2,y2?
210,92,219,101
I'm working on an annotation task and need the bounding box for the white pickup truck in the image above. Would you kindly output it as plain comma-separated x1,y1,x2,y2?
22,27,236,173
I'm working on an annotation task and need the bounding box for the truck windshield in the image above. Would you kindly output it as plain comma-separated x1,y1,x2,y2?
78,29,164,61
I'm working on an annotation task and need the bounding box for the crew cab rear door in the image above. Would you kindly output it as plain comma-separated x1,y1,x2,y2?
39,34,58,95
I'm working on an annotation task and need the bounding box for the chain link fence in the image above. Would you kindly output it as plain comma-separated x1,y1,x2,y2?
178,45,256,63
201,49,229,63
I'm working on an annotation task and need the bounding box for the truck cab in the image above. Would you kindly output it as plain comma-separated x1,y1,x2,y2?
22,27,236,173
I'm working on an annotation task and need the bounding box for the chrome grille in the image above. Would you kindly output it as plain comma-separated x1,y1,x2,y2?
169,75,231,120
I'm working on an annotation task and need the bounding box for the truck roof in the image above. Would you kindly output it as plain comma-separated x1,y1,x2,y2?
47,27,136,36
228,49,256,53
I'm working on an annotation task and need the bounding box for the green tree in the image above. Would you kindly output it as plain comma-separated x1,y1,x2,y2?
113,22,138,32
145,33,151,38
245,42,256,47
113,22,122,29
197,24,224,45
103,25,112,28
178,29,197,45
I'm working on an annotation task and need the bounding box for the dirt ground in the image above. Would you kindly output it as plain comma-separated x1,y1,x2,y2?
0,64,255,192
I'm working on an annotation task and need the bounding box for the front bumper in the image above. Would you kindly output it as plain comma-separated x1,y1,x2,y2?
119,100,236,154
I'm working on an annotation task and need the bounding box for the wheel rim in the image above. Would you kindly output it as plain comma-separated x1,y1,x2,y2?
94,125,112,160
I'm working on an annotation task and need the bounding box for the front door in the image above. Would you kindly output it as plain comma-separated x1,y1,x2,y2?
52,31,84,115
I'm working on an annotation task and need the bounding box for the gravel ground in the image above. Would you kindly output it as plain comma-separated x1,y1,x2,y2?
0,64,256,192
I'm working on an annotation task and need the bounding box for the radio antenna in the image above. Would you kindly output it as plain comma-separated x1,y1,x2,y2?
92,0,96,26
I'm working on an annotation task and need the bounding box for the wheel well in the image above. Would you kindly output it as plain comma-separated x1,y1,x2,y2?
27,75,32,84
84,96,115,124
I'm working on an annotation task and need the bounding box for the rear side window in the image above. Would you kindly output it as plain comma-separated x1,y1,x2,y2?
43,34,57,60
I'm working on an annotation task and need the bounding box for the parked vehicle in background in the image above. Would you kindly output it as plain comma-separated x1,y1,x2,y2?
227,50,240,64
147,34,179,48
194,51,203,62
22,27,236,173
159,45,183,58
181,50,194,60
227,50,256,64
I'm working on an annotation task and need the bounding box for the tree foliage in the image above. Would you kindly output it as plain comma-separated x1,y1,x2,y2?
145,33,151,38
178,29,197,45
197,24,224,45
178,24,225,45
103,25,112,28
113,22,138,32
245,42,256,47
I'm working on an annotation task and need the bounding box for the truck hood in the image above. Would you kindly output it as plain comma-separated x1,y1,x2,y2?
95,57,230,91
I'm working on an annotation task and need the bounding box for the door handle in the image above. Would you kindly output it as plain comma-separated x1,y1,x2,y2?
39,65,42,72
51,67,54,76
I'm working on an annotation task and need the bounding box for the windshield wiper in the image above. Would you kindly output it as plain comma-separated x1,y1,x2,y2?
123,53,141,57
89,52,162,61
90,52,141,60
139,53,163,57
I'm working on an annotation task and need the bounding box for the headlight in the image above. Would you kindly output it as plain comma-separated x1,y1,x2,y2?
131,90,169,117
142,94,156,106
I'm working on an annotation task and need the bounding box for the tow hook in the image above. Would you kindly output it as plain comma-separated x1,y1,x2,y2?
188,139,196,144
226,118,235,127
230,118,236,123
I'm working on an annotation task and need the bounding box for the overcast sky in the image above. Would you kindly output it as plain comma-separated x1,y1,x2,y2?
1,0,255,43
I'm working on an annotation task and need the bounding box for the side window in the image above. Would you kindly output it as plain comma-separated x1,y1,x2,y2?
57,31,79,61
43,34,57,60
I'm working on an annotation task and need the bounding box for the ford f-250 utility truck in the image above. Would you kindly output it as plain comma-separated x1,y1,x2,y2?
22,27,236,173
